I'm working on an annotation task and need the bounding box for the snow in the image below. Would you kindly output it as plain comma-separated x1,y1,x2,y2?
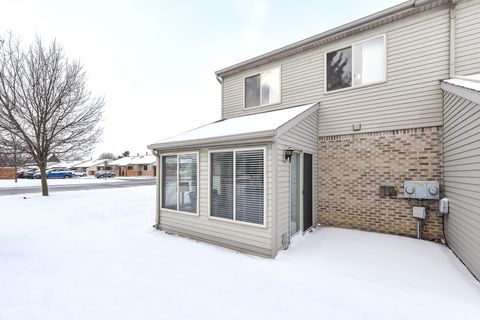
74,159,111,168
109,155,156,166
444,74,480,92
0,177,123,188
1,186,480,320
150,103,317,148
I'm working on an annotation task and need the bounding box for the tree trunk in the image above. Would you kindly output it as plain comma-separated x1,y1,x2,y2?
14,145,17,183
39,163,49,196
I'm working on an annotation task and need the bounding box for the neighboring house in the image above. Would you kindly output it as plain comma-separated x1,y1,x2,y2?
128,155,157,176
74,159,112,176
0,167,16,179
148,0,480,276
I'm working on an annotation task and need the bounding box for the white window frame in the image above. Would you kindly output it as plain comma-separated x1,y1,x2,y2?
324,34,387,94
243,66,282,109
160,151,200,216
207,146,267,228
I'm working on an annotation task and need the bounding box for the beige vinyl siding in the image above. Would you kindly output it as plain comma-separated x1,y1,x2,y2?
455,0,480,75
443,90,480,279
222,6,450,136
158,145,273,257
275,110,319,250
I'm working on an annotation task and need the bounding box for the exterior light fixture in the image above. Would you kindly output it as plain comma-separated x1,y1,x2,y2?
284,146,295,163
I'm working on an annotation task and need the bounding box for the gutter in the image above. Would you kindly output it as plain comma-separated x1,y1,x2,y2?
449,0,457,78
215,0,447,77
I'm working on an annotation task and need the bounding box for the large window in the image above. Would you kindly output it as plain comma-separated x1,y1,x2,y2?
245,67,280,108
210,148,265,225
162,153,198,214
326,35,385,92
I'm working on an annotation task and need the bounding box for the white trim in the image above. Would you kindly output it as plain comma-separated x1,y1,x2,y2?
207,146,267,228
160,151,200,216
441,81,480,105
243,66,282,110
324,34,387,94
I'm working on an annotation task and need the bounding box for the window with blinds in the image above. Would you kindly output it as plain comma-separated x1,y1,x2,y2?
210,149,265,225
161,153,198,214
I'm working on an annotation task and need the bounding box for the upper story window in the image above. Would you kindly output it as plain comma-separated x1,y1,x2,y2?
244,67,281,108
326,35,386,92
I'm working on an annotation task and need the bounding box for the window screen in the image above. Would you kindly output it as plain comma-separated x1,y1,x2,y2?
245,74,261,108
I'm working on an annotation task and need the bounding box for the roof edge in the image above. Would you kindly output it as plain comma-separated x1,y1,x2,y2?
215,0,448,77
147,130,276,151
274,103,320,138
441,81,480,105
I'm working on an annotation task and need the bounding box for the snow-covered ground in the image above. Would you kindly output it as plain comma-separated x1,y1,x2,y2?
1,186,479,320
0,177,123,188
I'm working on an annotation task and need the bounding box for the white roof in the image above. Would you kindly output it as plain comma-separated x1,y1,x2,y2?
75,159,111,168
109,157,136,166
443,74,480,92
148,103,318,150
129,155,156,165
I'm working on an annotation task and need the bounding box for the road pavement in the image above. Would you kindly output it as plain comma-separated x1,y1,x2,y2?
0,178,156,196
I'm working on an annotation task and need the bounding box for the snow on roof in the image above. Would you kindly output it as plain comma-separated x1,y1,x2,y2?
75,159,111,168
443,74,480,92
128,155,156,165
149,103,318,149
109,157,136,166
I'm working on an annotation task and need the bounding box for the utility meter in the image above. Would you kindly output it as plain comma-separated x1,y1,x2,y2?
403,181,440,199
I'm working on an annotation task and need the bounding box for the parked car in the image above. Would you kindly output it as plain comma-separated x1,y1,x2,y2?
95,170,115,178
25,169,39,179
72,170,87,177
33,168,73,179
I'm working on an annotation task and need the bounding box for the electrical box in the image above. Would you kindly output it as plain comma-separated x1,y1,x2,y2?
379,186,397,198
403,181,440,200
439,198,449,214
412,206,426,219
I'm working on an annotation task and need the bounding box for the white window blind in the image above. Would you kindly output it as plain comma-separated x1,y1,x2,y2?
353,36,385,86
210,149,265,225
235,150,264,225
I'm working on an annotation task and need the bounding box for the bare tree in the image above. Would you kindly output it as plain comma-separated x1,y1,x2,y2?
0,131,27,183
0,34,104,195
97,152,115,160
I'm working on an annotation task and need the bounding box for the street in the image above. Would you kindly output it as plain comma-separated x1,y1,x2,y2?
0,178,156,196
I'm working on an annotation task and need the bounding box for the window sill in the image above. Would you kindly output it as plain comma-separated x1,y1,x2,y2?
324,79,387,95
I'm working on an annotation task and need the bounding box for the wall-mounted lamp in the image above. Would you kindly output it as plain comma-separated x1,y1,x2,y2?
284,146,295,163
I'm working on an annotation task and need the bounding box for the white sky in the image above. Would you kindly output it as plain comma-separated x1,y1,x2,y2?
1,0,403,159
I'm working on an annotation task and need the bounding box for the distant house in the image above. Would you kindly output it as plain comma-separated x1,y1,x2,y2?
109,155,156,177
147,0,480,279
74,159,112,176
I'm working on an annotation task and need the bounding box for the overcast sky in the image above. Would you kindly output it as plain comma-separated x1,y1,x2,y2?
2,0,402,159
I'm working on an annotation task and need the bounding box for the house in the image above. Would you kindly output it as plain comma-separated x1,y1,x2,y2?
109,155,157,177
74,159,112,176
148,0,480,276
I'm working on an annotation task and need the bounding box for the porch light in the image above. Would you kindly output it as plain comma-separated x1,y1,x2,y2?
284,146,295,163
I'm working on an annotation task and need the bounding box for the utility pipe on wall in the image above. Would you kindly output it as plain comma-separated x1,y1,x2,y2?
449,0,457,78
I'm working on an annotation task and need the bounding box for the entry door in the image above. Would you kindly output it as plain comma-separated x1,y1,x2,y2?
290,153,301,236
303,153,313,231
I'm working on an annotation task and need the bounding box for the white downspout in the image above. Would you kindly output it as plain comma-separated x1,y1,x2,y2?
449,0,457,78
152,149,161,229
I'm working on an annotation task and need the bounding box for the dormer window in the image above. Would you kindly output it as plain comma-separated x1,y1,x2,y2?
244,67,281,108
326,34,386,92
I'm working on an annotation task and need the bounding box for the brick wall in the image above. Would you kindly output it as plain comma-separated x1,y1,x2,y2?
318,126,443,240
0,167,16,179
